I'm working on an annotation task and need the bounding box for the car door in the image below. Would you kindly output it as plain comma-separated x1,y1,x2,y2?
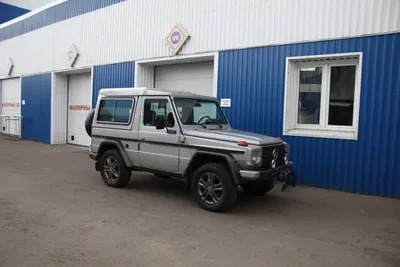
138,96,179,173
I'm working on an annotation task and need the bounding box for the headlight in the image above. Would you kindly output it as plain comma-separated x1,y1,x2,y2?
284,153,288,165
251,149,262,165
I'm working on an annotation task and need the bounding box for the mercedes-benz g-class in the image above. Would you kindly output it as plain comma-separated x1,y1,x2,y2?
86,88,293,212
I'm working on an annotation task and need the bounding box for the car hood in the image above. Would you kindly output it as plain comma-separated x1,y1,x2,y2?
184,128,282,146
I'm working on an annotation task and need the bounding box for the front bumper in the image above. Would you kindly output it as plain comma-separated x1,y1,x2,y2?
239,162,293,181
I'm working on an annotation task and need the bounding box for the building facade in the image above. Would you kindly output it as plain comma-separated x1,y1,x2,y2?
0,0,399,198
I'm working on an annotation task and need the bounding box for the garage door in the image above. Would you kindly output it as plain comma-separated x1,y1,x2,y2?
1,78,21,136
155,62,214,96
67,73,91,146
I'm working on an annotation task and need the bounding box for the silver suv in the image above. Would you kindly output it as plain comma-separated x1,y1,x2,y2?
86,88,294,212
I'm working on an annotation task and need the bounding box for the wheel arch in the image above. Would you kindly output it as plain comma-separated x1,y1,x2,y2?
184,151,241,191
97,140,132,168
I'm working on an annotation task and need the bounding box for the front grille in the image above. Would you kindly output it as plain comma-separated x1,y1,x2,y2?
261,144,285,169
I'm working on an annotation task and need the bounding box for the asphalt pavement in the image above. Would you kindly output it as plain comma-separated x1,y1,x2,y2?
0,139,399,267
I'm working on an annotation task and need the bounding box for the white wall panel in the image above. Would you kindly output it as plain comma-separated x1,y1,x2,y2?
0,0,399,77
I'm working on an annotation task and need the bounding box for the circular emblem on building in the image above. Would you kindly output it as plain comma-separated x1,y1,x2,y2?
164,23,189,55
171,31,181,45
272,149,278,160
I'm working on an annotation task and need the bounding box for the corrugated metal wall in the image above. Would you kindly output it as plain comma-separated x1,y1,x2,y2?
218,33,400,198
0,2,29,24
0,0,125,41
21,73,52,143
1,0,399,77
92,62,135,106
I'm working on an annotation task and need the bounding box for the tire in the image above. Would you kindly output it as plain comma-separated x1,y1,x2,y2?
100,149,131,188
85,109,95,137
191,163,238,212
240,180,275,196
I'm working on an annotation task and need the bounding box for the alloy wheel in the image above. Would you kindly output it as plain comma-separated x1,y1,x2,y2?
198,173,224,205
104,156,120,181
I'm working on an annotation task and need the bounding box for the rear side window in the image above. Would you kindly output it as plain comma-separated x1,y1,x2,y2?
97,99,134,124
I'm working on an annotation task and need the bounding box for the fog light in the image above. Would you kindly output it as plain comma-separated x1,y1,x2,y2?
271,159,276,169
284,154,288,165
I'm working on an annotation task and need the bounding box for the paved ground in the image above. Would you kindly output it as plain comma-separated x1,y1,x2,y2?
0,139,399,267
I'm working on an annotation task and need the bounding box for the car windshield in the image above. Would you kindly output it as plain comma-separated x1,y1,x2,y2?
173,98,228,126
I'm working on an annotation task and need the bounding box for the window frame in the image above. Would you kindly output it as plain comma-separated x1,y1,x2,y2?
141,97,176,129
173,97,229,126
96,97,135,125
283,52,363,140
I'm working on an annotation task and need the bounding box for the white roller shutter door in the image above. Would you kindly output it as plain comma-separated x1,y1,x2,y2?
67,73,92,146
155,62,214,96
1,78,21,136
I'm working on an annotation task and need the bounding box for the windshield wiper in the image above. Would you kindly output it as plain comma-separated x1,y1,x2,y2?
199,123,207,129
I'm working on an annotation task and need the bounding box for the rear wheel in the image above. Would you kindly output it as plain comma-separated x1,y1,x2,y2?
100,149,131,188
192,163,237,212
240,180,275,196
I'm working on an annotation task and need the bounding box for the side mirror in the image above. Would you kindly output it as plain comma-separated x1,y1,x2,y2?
155,115,165,130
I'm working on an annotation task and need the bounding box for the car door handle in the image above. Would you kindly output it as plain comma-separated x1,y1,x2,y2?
140,138,147,142
166,129,177,134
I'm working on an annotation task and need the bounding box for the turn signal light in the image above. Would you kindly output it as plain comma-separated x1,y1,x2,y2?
238,141,248,147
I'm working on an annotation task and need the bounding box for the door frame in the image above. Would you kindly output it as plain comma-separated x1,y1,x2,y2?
51,67,92,145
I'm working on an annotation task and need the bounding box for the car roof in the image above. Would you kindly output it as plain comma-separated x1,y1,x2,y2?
98,87,217,101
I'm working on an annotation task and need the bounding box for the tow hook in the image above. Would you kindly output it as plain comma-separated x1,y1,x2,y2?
277,169,296,192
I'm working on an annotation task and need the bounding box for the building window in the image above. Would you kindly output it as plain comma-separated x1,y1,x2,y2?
143,99,175,127
283,53,362,140
97,99,134,124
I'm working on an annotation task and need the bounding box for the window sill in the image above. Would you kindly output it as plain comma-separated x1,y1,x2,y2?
284,128,357,140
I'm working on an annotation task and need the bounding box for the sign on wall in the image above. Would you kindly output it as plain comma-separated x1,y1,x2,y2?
220,98,231,107
164,23,189,55
67,44,79,67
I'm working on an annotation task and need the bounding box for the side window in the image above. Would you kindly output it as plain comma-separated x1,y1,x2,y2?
143,99,175,127
97,99,134,123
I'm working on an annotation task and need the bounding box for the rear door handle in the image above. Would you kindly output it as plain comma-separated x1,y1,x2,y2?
140,138,147,142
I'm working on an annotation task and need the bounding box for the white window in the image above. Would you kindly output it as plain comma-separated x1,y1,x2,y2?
283,53,363,140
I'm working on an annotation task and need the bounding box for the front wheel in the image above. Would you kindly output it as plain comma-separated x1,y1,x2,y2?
240,180,275,196
100,149,131,188
191,163,238,212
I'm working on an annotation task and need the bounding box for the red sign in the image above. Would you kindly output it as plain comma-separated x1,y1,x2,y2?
1,102,20,108
69,105,91,111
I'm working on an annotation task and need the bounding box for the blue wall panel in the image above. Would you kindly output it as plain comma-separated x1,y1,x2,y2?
218,33,400,198
0,0,125,42
92,62,135,106
0,3,30,24
21,73,52,143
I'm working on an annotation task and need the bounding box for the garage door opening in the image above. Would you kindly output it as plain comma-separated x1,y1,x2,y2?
0,78,21,138
135,52,218,97
51,68,92,145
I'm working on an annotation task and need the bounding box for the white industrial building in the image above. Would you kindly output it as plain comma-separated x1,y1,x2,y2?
0,0,399,198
